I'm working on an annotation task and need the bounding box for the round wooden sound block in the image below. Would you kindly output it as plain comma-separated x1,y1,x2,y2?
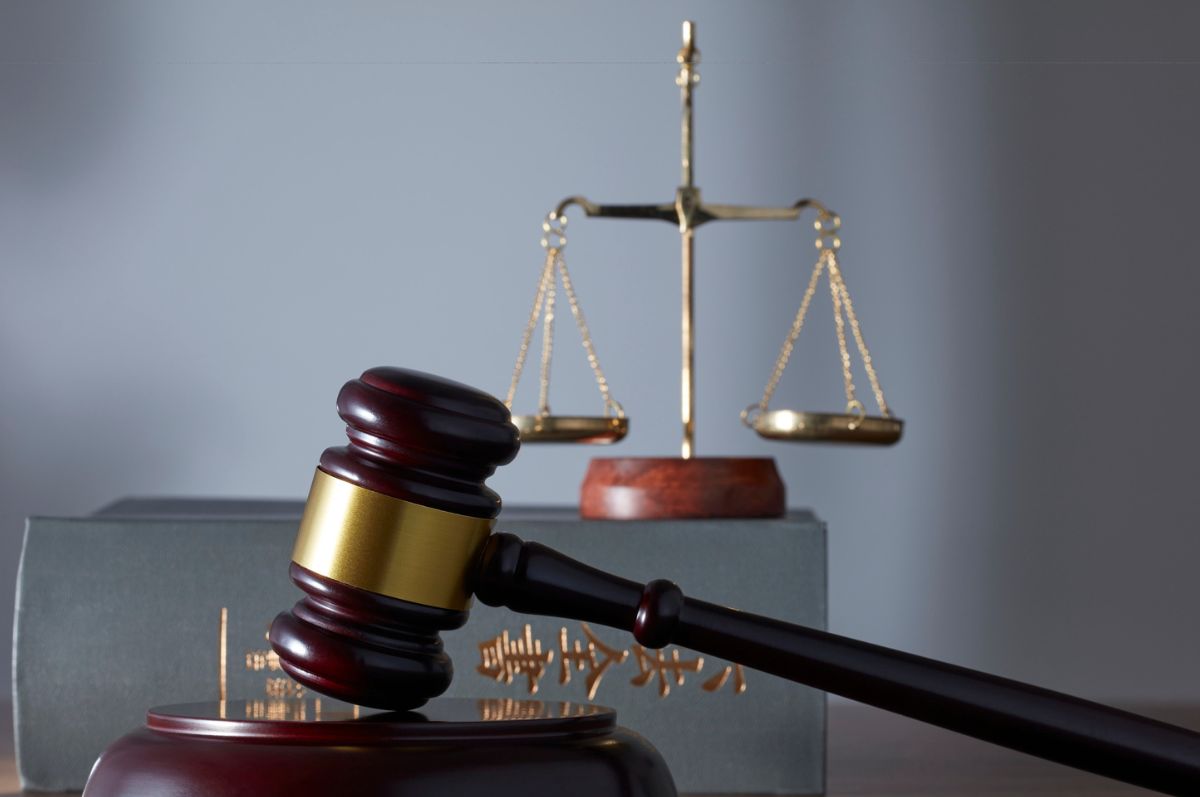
580,457,785,520
83,698,677,797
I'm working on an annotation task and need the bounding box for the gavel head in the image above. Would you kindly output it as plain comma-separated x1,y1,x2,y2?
268,367,520,710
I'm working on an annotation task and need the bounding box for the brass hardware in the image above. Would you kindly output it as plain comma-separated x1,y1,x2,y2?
291,469,494,610
748,409,903,446
511,414,628,445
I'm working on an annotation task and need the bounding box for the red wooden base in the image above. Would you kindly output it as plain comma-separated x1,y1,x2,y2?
579,457,785,520
83,698,676,797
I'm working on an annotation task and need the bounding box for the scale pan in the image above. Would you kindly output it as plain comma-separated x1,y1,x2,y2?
511,415,629,444
753,409,903,445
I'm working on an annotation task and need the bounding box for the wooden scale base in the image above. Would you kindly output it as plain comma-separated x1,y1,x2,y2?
83,698,677,797
580,457,785,520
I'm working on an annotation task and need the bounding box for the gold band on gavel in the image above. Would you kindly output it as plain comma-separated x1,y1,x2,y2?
291,469,495,611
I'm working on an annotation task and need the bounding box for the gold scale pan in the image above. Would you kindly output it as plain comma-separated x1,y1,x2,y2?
505,21,902,450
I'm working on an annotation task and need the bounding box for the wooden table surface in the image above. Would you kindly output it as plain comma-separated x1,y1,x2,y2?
0,701,1191,795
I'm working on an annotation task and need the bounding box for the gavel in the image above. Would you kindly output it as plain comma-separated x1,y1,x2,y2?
269,366,1200,795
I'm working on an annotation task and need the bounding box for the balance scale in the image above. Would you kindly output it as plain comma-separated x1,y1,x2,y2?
502,22,903,520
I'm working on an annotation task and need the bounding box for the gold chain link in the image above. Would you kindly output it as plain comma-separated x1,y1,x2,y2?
506,212,624,418
505,250,556,409
745,210,892,426
556,254,625,417
753,252,827,416
537,259,557,416
830,259,890,417
827,251,858,411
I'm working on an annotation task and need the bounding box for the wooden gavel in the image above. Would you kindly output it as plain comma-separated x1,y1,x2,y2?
269,366,1200,795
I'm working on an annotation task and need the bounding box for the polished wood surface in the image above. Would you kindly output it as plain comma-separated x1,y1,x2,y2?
579,456,785,519
319,366,520,517
271,563,468,710
83,699,674,797
4,702,1195,796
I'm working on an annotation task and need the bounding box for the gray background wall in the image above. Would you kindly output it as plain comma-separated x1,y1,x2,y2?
2,1,1199,702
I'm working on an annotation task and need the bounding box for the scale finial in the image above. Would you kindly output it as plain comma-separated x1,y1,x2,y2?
676,20,700,190
679,20,698,65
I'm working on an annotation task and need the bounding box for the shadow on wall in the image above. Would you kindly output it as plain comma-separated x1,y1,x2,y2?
958,3,1200,693
0,364,233,563
0,4,143,195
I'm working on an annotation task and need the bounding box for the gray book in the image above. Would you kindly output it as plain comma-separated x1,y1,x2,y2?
14,499,827,794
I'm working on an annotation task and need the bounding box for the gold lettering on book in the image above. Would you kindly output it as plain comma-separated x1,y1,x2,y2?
219,610,307,699
218,607,228,703
244,649,282,672
474,623,746,699
244,629,306,697
245,630,284,672
702,663,748,694
629,644,704,698
222,612,752,705
559,623,629,700
265,677,306,698
477,625,554,694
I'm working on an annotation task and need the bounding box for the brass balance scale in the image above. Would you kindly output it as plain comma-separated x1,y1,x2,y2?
504,21,902,520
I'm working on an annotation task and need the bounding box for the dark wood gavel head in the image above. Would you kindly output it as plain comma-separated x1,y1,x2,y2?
268,366,520,710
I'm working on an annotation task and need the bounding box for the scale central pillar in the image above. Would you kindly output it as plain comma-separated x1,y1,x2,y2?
579,22,785,521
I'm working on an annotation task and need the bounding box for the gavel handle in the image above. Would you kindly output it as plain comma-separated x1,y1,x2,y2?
474,533,1200,796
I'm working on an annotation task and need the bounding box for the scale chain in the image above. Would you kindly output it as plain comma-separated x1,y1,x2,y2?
827,251,861,418
747,216,893,426
538,258,557,417
506,211,625,420
556,253,624,418
754,251,827,416
830,259,890,418
505,249,556,409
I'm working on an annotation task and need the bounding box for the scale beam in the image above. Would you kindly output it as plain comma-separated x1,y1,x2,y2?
555,195,827,231
552,197,676,224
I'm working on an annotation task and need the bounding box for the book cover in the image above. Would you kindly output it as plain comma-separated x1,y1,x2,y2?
14,500,826,793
